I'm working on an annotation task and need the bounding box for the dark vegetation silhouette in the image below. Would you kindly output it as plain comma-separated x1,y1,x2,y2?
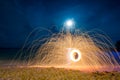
115,40,120,52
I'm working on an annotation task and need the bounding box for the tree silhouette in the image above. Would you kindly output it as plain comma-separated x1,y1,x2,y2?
115,40,120,52
49,25,58,33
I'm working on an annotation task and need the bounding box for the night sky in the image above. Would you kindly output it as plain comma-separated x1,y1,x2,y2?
0,0,120,48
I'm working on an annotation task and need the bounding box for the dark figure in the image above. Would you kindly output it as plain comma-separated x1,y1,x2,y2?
73,52,78,59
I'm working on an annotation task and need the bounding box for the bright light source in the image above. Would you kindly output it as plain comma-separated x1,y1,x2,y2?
66,20,73,26
65,19,74,29
70,49,81,62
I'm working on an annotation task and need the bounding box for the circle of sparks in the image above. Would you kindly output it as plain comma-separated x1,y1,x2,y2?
70,49,81,62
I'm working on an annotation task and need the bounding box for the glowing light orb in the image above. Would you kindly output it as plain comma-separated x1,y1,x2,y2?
65,19,74,28
70,49,81,62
